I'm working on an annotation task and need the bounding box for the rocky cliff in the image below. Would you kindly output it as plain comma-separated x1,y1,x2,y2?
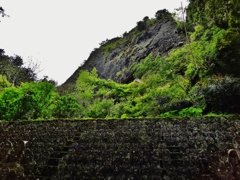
64,18,185,85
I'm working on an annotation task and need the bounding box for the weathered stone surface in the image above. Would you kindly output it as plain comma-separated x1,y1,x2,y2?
1,117,240,179
64,19,185,85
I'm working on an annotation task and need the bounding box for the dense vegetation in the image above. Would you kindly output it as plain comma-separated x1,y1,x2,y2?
0,50,80,120
1,0,240,120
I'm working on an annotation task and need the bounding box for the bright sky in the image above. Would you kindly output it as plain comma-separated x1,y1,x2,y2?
0,0,188,85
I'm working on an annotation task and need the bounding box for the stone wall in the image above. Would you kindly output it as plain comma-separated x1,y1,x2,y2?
0,117,240,179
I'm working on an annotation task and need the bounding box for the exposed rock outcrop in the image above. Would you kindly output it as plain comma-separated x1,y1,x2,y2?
64,19,185,85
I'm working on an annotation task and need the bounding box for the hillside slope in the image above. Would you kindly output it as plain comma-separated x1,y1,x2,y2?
64,18,185,85
57,1,240,118
1,1,240,120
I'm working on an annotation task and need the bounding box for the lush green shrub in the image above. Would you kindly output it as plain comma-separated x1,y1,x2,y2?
87,99,114,118
0,82,55,120
52,95,81,118
21,82,55,119
131,53,167,79
187,0,240,29
0,87,21,120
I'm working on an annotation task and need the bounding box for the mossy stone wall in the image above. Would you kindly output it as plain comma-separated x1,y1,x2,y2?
0,117,240,179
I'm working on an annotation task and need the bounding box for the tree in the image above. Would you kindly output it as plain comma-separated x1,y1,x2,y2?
137,20,146,31
11,55,24,66
143,16,149,22
0,6,9,21
155,9,171,20
87,99,113,118
0,7,5,16
0,49,5,56
0,52,38,86
74,70,95,116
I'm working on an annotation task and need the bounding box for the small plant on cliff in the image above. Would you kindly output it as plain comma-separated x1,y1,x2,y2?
155,9,172,20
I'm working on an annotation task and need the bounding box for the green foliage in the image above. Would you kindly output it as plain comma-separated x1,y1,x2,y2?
52,95,81,118
154,86,192,114
120,113,128,119
179,107,202,117
187,0,240,29
158,110,178,117
168,26,226,82
100,37,127,56
0,74,10,91
71,21,240,118
76,70,95,99
1,0,239,120
87,99,114,118
176,20,185,33
131,53,154,78
131,53,167,79
190,25,205,40
76,61,195,118
216,28,240,76
187,0,240,80
158,107,202,117
75,68,147,118
0,87,21,120
0,82,55,120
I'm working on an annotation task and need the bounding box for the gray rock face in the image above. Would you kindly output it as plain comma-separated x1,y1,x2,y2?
64,19,185,85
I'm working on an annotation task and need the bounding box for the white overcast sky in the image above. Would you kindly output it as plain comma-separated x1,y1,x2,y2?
0,0,188,85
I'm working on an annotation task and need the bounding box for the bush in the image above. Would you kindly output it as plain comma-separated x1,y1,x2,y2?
0,87,21,120
0,82,55,120
52,95,81,118
87,99,114,118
